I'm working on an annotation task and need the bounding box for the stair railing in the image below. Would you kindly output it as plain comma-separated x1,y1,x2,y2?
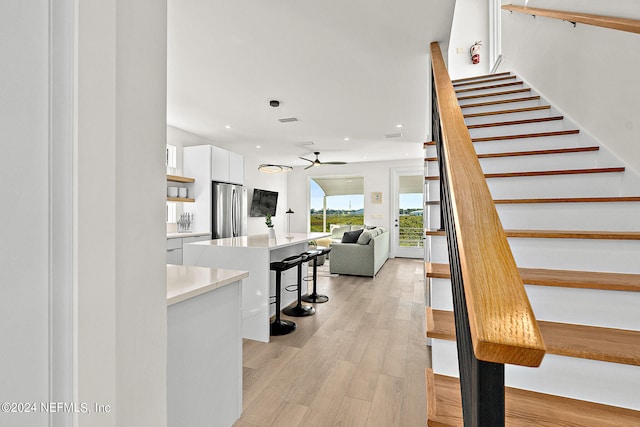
429,41,546,426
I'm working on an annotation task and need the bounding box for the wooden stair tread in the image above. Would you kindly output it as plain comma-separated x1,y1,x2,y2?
460,96,541,109
472,129,580,142
425,369,640,427
425,167,625,180
424,140,436,147
494,196,640,204
427,308,640,366
425,229,640,240
424,146,600,162
451,71,511,84
424,195,640,205
467,115,564,129
458,87,531,101
463,105,551,118
426,262,640,292
453,75,516,88
455,81,523,93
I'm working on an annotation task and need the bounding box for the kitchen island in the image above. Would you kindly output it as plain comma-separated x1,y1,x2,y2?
167,264,248,427
183,232,329,342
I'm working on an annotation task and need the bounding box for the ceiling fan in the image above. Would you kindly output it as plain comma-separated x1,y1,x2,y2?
299,152,347,170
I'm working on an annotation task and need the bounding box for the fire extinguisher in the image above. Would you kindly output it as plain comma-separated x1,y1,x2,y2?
470,41,482,65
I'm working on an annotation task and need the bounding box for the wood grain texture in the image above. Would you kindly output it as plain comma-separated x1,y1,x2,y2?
472,129,579,142
426,370,640,427
503,5,640,35
457,87,531,101
463,105,551,118
425,167,625,180
455,81,523,94
166,196,195,203
453,75,516,88
493,195,640,204
424,195,640,206
451,71,511,84
425,146,600,162
427,309,640,366
430,42,545,367
166,174,195,183
467,116,563,129
426,262,640,292
459,96,541,109
425,229,640,240
235,259,430,427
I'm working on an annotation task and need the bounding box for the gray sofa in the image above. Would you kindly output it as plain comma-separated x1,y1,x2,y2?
329,228,389,277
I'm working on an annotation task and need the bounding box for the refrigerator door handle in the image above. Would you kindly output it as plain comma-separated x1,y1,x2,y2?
232,188,237,236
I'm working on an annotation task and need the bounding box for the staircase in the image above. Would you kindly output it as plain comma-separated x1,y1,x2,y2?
424,71,640,425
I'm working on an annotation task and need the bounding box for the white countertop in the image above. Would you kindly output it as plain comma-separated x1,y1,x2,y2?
167,231,211,239
189,232,330,250
167,264,248,306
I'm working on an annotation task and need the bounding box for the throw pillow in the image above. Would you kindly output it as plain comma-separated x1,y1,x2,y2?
331,225,351,238
357,229,373,245
341,229,364,243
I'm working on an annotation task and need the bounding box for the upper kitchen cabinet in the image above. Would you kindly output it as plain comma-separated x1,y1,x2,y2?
229,152,244,185
211,145,244,185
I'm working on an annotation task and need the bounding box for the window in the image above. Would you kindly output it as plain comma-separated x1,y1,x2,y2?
489,0,502,69
309,177,364,232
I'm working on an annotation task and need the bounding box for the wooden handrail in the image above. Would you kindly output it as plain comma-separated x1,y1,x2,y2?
502,5,640,35
430,42,546,367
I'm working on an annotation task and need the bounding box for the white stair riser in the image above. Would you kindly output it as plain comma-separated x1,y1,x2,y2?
472,134,584,154
461,99,545,115
431,340,640,411
467,119,569,138
430,278,640,331
427,172,626,199
426,202,640,231
426,150,605,175
454,78,517,91
456,84,525,98
464,109,553,126
428,236,640,273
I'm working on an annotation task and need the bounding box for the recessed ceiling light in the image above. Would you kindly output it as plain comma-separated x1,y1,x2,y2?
344,137,350,141
225,125,232,129
396,124,403,128
256,145,261,149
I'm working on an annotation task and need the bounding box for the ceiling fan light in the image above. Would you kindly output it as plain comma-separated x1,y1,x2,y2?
258,164,293,173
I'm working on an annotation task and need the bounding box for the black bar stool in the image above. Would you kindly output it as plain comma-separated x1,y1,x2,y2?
282,252,316,317
301,246,331,304
270,254,306,336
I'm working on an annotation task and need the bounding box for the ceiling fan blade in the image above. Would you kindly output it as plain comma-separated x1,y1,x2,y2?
321,161,348,165
299,156,314,164
304,163,315,170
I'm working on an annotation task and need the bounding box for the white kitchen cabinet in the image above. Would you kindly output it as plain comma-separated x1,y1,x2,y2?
184,145,244,233
166,234,211,265
210,145,231,183
228,151,244,185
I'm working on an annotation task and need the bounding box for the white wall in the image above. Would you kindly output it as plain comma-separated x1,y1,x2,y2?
499,0,640,173
75,1,168,426
286,159,423,233
0,2,50,425
447,0,490,79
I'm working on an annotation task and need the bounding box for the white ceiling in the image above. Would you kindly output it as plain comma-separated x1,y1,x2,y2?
167,0,455,167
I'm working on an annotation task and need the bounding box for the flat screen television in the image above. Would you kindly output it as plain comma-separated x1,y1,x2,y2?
250,188,278,217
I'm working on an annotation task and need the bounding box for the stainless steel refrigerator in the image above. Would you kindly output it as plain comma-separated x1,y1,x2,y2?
212,182,247,239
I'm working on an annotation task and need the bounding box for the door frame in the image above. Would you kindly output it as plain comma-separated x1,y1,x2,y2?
390,167,424,259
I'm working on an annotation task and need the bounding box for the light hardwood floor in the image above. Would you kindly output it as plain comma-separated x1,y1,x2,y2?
234,258,431,427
